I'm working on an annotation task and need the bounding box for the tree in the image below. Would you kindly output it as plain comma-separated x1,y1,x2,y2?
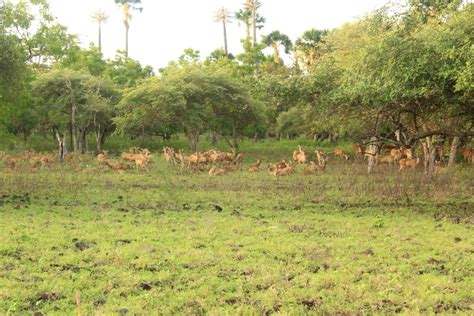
214,7,232,57
33,70,119,154
61,45,107,76
104,51,153,88
116,63,262,152
244,0,263,45
295,28,329,68
319,4,474,176
1,0,78,139
91,10,109,53
2,0,78,70
263,31,293,64
235,8,265,42
114,0,142,57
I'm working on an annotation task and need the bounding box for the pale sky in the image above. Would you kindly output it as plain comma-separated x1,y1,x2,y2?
48,0,403,70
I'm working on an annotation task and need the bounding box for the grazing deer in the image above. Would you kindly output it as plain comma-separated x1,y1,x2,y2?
390,148,402,158
5,156,23,169
96,151,108,165
248,159,261,172
162,147,173,162
377,154,399,166
399,157,420,171
462,148,473,163
209,166,225,176
334,148,349,161
273,164,295,176
105,160,131,171
30,154,55,168
401,147,413,159
314,149,328,167
293,146,307,164
233,153,245,170
382,144,398,154
352,144,366,160
134,156,150,172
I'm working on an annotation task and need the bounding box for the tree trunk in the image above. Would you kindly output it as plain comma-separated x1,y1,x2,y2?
84,132,89,153
125,22,129,57
395,129,401,143
252,9,257,45
211,131,218,145
78,129,83,153
79,128,88,154
68,122,72,151
100,129,107,149
94,114,102,153
95,132,101,153
427,145,437,179
223,21,228,56
422,137,437,179
448,136,460,167
187,130,200,153
367,136,378,174
71,105,78,152
98,22,102,53
54,129,67,161
231,125,238,157
272,43,280,63
64,76,78,152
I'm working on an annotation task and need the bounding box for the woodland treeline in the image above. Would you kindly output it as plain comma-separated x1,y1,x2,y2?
0,0,473,171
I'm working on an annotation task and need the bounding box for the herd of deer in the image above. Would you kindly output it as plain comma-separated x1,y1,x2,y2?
161,147,245,175
97,148,154,171
0,148,154,173
0,143,472,175
0,150,57,171
161,145,322,176
351,144,421,170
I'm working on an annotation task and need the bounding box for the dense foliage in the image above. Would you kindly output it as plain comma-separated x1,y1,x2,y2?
0,0,472,167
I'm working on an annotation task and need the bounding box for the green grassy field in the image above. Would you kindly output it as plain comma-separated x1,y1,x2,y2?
0,140,473,315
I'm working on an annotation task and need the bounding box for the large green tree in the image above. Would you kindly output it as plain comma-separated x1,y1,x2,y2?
33,69,119,154
116,63,262,152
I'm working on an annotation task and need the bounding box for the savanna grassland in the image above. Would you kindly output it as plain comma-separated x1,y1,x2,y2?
0,140,473,315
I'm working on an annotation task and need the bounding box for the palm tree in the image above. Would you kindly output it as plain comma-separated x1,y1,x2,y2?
91,10,109,53
214,7,232,57
235,9,251,40
294,28,328,68
244,0,262,45
263,30,292,64
115,0,142,57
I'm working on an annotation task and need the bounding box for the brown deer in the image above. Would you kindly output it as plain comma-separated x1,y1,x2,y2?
334,148,349,161
105,160,131,171
209,166,225,176
293,146,307,164
248,159,261,172
273,164,295,176
314,149,328,167
96,151,108,165
352,144,366,159
399,157,420,171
